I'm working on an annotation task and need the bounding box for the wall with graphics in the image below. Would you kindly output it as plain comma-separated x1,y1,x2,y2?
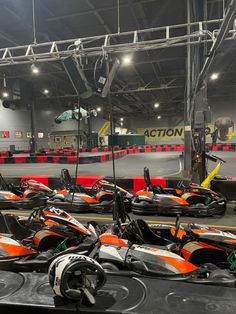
0,101,105,150
129,100,236,144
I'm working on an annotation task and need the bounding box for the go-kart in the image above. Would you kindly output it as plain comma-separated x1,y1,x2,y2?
0,195,235,289
148,215,236,271
47,168,132,213
131,167,226,216
0,174,52,209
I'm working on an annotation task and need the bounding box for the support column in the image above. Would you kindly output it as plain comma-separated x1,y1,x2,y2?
30,99,37,154
183,0,193,178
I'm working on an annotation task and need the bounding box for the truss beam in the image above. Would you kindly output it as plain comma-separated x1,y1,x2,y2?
0,18,234,67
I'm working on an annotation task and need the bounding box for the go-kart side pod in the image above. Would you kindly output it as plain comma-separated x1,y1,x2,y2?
131,194,189,215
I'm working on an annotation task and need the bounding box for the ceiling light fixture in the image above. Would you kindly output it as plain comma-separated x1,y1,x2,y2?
157,115,161,120
43,89,49,94
120,117,124,121
210,72,219,81
154,102,160,108
96,107,101,112
31,64,40,75
2,91,9,98
122,55,132,65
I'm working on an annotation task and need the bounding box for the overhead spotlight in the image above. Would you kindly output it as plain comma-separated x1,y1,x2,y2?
120,121,123,127
96,107,101,112
210,72,219,81
120,117,124,121
43,89,49,95
157,115,161,120
122,55,132,65
154,102,159,108
2,91,9,98
31,64,40,75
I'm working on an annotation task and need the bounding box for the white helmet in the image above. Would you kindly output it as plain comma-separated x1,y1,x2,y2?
48,253,106,304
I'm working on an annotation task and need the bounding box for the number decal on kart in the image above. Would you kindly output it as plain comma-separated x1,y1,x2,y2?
48,207,66,216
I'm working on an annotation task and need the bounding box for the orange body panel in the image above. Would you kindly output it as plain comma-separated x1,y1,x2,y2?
170,227,186,240
0,192,22,200
55,189,69,195
224,239,236,243
79,195,98,203
191,229,220,234
181,241,223,261
99,234,128,247
171,196,189,205
0,239,35,257
160,255,197,273
136,191,152,196
44,220,60,227
68,223,90,235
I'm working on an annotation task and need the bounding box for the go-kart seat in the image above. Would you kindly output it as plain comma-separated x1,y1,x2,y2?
134,219,177,251
3,214,33,240
0,212,11,234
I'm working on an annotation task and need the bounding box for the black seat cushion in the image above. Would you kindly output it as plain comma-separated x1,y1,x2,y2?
135,219,177,251
3,214,32,240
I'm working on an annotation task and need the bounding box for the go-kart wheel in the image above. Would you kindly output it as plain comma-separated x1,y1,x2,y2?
100,262,119,272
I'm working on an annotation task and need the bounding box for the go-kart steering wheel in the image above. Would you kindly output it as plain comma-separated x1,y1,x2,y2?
152,184,165,194
173,214,181,240
124,220,146,244
27,207,43,226
91,180,103,190
20,178,29,188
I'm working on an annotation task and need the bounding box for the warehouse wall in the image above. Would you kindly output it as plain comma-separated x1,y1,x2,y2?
128,100,236,144
0,100,107,150
1,98,235,150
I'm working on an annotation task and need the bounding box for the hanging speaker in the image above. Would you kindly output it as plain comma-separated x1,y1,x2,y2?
96,58,120,98
62,56,92,99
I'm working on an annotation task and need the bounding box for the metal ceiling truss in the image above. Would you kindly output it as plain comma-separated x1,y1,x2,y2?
0,18,234,67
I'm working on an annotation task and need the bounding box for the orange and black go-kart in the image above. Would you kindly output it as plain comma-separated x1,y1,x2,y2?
131,167,226,216
47,168,133,213
147,215,236,271
0,174,53,210
0,200,235,288
0,205,99,271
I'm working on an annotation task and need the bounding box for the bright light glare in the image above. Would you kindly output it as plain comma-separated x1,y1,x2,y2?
2,91,9,98
154,102,159,108
31,64,39,74
97,107,101,112
43,89,49,94
210,73,219,81
157,115,161,120
122,55,132,65
120,117,124,121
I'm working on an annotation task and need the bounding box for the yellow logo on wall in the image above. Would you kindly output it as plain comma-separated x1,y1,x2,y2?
98,121,110,136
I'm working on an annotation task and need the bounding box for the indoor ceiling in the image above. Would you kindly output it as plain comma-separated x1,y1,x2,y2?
0,0,234,119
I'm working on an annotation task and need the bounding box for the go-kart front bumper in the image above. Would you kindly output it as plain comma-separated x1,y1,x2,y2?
183,199,227,217
131,198,226,217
